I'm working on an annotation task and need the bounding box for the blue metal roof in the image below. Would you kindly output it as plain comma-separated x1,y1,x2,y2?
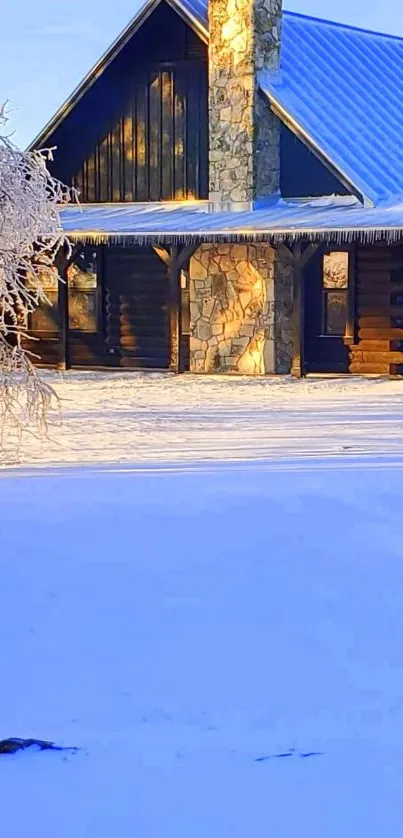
30,0,403,207
60,197,403,244
260,12,403,205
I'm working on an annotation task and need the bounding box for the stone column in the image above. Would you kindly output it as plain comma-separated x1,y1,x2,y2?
189,243,293,374
209,0,282,210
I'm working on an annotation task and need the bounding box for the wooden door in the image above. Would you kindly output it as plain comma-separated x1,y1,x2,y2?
304,248,351,373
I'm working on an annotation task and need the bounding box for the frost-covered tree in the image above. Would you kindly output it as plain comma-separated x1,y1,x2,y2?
0,105,72,455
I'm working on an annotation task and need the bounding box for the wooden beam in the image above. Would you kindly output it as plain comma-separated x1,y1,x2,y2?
167,245,180,373
153,243,199,373
55,245,78,371
300,242,321,269
291,260,305,378
277,242,295,265
54,248,69,371
177,243,198,270
152,245,171,267
279,242,319,379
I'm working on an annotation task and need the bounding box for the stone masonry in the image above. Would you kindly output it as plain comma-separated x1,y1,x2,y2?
189,244,293,373
191,0,291,375
209,0,282,208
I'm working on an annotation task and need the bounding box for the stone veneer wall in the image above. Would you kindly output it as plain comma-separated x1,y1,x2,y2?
209,0,282,206
189,244,293,374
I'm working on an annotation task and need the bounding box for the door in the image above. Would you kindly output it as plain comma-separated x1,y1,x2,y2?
103,247,170,368
304,248,351,373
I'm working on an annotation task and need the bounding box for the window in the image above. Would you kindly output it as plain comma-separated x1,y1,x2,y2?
28,265,59,333
322,251,349,336
67,249,99,333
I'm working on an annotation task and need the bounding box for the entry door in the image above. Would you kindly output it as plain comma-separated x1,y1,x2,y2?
103,247,170,368
304,249,351,373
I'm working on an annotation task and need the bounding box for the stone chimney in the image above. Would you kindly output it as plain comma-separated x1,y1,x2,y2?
208,0,282,210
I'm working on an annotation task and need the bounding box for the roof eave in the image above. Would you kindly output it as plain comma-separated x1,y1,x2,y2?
65,226,403,245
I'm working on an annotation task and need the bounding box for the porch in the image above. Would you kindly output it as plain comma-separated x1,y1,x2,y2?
26,198,403,376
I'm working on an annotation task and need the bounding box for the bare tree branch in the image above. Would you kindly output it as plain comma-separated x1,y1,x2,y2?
0,104,74,461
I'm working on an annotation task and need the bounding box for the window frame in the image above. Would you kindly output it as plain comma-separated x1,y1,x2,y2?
67,247,102,335
320,246,355,343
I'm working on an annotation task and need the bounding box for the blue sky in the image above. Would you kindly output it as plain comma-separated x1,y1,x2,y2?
2,0,403,148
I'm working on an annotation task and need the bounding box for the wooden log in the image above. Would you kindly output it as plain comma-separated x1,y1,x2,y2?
357,284,403,295
358,295,393,308
357,306,403,317
359,328,403,339
358,316,394,328
350,340,391,352
357,262,392,273
349,362,391,374
359,351,403,363
356,272,391,284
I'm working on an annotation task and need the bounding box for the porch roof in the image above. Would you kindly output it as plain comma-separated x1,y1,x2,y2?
60,197,403,246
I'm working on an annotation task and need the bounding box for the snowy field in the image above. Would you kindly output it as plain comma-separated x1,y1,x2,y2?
3,370,403,468
2,373,403,836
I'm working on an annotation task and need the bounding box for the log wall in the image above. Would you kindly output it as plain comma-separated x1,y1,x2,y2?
350,243,403,375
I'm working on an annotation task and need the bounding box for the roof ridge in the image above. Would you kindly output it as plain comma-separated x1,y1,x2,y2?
284,9,403,44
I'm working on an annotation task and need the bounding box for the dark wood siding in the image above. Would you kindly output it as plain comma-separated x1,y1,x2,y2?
24,246,181,370
350,243,403,374
74,62,208,202
45,1,208,201
281,125,348,198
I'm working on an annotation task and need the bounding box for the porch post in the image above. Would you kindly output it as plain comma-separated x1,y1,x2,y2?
167,246,181,373
55,247,70,371
153,243,198,373
291,258,305,378
278,242,320,378
55,245,80,371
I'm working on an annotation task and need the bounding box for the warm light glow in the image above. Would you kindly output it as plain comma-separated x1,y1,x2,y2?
222,19,241,42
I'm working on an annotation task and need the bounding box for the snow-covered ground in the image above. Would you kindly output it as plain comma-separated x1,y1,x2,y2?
2,374,403,836
3,370,403,468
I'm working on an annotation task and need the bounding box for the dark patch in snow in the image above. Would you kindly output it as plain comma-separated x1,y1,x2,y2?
255,749,324,763
0,738,79,757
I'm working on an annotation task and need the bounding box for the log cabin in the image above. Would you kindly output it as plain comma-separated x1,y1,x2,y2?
28,0,403,376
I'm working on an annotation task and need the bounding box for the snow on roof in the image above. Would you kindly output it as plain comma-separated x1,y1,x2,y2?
60,196,403,244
